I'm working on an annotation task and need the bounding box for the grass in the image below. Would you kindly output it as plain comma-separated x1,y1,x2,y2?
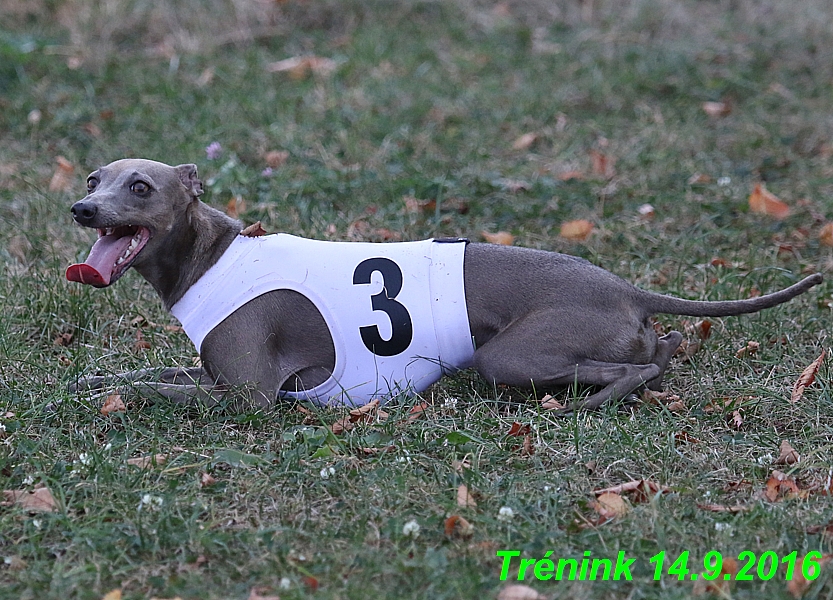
2,0,833,598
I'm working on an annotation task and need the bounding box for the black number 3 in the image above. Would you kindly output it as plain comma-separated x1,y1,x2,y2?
353,258,413,356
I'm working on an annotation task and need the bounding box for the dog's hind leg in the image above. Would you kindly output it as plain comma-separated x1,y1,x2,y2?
69,366,210,392
645,331,683,392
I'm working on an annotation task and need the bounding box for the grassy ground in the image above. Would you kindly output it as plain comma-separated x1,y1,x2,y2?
2,0,833,598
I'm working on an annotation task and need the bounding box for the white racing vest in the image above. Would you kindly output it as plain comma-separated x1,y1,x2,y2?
170,234,475,406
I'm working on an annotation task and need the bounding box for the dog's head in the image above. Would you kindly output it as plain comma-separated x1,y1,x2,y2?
66,159,203,287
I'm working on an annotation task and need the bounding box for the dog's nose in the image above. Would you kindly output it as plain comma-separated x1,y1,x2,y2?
71,200,98,225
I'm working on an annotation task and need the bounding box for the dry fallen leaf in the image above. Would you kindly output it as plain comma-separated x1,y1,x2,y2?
102,590,122,600
791,350,825,404
702,101,730,117
749,183,790,219
226,196,246,219
247,586,281,600
694,319,712,340
444,514,474,538
819,223,833,247
776,440,800,465
263,150,289,168
407,401,429,422
49,156,74,192
540,394,565,410
456,483,477,508
54,331,73,347
507,422,530,437
266,55,337,79
589,149,615,178
556,170,584,181
496,585,546,600
697,503,750,513
512,132,537,151
764,469,802,502
735,340,760,358
101,393,126,415
593,492,628,520
694,557,737,596
127,454,168,469
687,173,713,185
4,555,27,570
559,219,594,241
787,554,832,598
481,231,514,246
200,472,217,487
241,222,267,237
730,409,744,429
595,479,670,502
2,487,59,513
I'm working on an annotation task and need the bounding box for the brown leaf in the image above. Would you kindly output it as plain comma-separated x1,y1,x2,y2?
4,555,27,571
247,587,281,600
787,554,832,598
592,492,628,519
776,440,800,465
694,557,737,596
735,340,760,358
102,591,122,600
764,469,801,502
749,183,790,219
302,576,319,591
589,149,615,178
444,514,474,538
637,203,655,220
507,422,530,437
819,223,833,247
407,401,429,422
226,196,246,219
2,487,59,513
512,132,537,151
729,409,744,429
595,479,670,502
332,399,384,434
456,483,477,508
687,173,713,185
481,231,514,246
263,150,289,168
540,394,564,410
674,431,700,445
49,156,74,192
54,332,74,347
266,55,337,79
697,503,750,513
127,454,168,469
200,472,217,487
496,585,546,600
702,101,730,117
694,319,712,340
559,219,594,241
675,338,701,361
241,222,267,237
791,350,825,403
556,170,584,181
521,434,534,457
101,394,126,415
133,329,151,352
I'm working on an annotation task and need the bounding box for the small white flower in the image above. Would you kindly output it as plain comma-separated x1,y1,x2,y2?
714,522,731,532
717,176,731,187
22,475,35,486
396,450,412,464
543,485,552,492
78,453,92,466
279,577,291,590
138,494,163,511
756,454,774,465
320,466,336,479
443,397,459,409
402,519,420,538
103,443,112,452
497,506,515,522
32,519,42,529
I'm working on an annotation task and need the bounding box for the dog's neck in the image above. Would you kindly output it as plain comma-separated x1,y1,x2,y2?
135,200,241,310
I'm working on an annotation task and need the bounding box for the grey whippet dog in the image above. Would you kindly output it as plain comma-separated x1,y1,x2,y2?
67,159,822,411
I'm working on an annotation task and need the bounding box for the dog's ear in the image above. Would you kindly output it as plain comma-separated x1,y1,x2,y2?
174,164,204,197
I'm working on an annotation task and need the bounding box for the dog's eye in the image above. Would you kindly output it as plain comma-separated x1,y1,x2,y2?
86,178,98,193
130,181,150,195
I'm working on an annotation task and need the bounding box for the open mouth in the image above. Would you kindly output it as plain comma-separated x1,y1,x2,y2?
66,225,151,287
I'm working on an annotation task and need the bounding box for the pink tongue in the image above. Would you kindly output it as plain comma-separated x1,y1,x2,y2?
65,234,132,287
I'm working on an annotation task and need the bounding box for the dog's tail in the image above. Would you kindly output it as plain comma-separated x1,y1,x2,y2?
643,273,822,317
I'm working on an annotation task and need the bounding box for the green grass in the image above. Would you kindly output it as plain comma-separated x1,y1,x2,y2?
2,0,833,598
